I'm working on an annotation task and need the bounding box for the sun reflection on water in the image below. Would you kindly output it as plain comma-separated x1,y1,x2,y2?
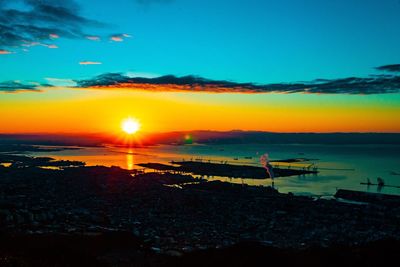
126,149,134,170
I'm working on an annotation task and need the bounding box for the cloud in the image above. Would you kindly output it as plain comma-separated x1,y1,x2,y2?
0,0,119,52
0,81,50,93
45,77,77,87
44,44,58,49
79,61,102,65
75,70,400,95
376,64,400,73
110,36,123,42
0,49,12,54
86,35,101,41
110,34,132,42
20,41,58,49
5,64,400,95
49,33,59,39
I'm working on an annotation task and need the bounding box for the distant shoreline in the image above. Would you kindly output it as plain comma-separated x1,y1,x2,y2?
1,131,400,147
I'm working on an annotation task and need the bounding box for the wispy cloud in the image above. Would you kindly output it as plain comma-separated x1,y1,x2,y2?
0,0,101,51
86,35,101,41
79,61,102,65
20,41,58,49
0,49,13,54
44,44,58,49
75,68,400,95
45,78,77,87
49,33,60,39
110,36,123,42
0,0,128,53
110,34,132,42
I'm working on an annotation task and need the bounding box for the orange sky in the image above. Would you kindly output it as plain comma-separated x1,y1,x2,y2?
1,87,399,134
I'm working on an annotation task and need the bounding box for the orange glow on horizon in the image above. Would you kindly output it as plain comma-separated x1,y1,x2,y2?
0,88,399,134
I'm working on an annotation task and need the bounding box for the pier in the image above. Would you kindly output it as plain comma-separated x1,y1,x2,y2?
335,189,400,206
137,160,318,179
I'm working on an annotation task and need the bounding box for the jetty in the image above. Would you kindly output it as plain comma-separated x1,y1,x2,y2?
335,189,400,206
360,182,400,189
137,160,318,179
360,177,400,189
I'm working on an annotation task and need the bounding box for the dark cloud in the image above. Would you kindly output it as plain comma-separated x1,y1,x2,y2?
75,71,400,95
0,0,107,51
0,81,51,93
4,64,400,95
376,64,400,73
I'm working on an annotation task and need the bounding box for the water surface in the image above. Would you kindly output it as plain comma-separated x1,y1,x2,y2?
29,144,400,196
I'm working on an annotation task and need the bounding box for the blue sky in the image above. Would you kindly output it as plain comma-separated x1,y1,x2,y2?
1,0,400,84
1,0,400,133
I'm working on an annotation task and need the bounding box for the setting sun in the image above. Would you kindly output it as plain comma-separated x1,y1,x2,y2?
121,118,140,134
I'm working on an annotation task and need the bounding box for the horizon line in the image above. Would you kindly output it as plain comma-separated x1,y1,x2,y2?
1,130,400,136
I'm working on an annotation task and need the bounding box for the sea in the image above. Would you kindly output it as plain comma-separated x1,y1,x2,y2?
28,144,400,197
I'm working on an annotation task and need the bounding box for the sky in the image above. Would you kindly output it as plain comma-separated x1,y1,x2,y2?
1,0,400,134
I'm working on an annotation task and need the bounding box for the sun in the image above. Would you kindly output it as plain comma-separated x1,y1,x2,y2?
121,118,140,135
